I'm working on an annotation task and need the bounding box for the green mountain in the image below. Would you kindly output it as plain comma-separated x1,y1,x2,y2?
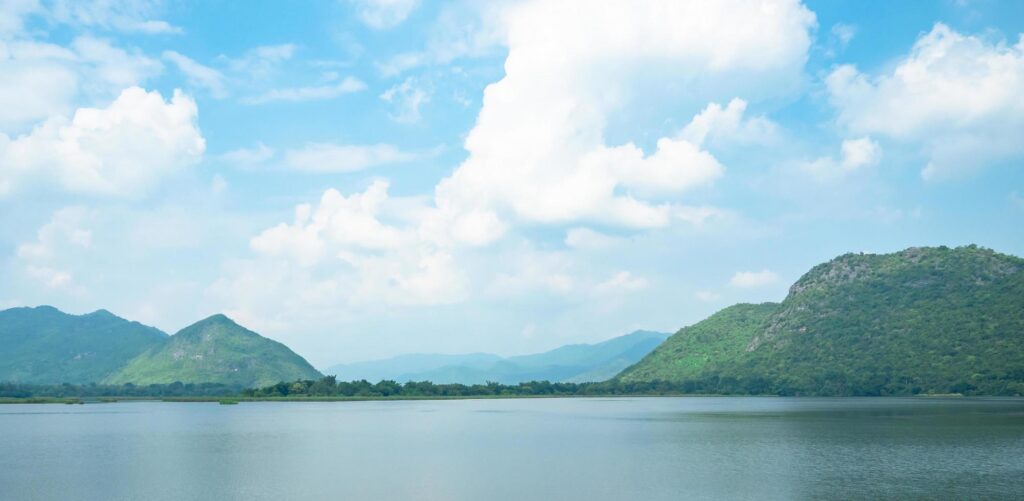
619,246,1024,396
326,330,669,384
0,306,168,384
107,314,321,388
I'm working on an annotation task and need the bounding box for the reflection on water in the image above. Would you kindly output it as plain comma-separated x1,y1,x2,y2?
1,397,1022,500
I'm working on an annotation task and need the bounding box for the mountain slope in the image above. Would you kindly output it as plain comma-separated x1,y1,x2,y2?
325,353,503,382
106,314,321,388
618,304,779,383
0,306,168,384
327,330,669,384
619,246,1024,396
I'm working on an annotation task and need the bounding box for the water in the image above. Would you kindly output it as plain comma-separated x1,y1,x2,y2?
1,397,1023,500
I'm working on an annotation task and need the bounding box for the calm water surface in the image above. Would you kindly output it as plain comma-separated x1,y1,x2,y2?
1,397,1023,500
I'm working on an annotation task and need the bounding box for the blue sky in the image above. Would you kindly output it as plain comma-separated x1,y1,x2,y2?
1,0,1022,367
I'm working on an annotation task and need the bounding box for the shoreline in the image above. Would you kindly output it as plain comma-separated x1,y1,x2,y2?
0,393,992,405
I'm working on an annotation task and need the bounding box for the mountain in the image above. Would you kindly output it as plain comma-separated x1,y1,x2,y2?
0,306,168,384
106,314,321,388
326,330,670,384
326,353,503,383
618,246,1024,396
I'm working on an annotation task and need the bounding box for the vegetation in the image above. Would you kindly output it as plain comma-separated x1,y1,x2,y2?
0,306,167,384
2,377,713,401
0,381,242,398
105,314,322,388
619,246,1024,396
243,376,695,398
619,304,779,383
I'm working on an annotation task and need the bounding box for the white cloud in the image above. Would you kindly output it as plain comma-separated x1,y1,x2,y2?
220,142,275,165
564,227,621,250
802,136,882,178
596,271,648,294
830,23,856,50
48,0,182,34
0,0,43,38
15,206,93,290
350,0,420,29
211,181,468,321
16,206,93,261
729,269,780,288
242,77,366,104
209,0,816,337
251,180,409,262
284,142,419,172
163,50,227,98
681,98,779,147
380,77,430,123
224,43,297,79
376,2,509,76
826,23,1024,180
0,86,205,196
432,0,814,231
0,37,161,132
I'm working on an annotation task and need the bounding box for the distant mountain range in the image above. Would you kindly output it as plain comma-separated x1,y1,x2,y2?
0,307,320,388
325,330,670,384
619,246,1024,396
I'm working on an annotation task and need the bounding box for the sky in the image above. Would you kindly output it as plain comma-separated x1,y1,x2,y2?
1,0,1022,368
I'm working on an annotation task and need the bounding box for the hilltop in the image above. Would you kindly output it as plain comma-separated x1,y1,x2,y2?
0,306,167,384
106,314,321,388
619,246,1024,396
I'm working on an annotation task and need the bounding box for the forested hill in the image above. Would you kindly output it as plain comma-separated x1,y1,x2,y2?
0,306,167,384
0,307,321,388
618,246,1024,396
106,314,322,388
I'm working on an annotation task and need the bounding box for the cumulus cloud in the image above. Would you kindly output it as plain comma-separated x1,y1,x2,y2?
0,86,205,196
681,98,780,147
729,269,780,288
209,0,816,332
0,37,162,131
376,2,509,76
826,23,1024,179
433,0,815,230
210,181,468,323
802,136,882,178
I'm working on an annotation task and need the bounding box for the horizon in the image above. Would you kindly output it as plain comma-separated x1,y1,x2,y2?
1,0,1023,368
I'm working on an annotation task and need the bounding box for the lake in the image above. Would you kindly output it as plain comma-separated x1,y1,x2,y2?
1,397,1023,500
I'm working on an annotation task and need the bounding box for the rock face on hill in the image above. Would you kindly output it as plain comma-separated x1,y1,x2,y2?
619,246,1024,396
